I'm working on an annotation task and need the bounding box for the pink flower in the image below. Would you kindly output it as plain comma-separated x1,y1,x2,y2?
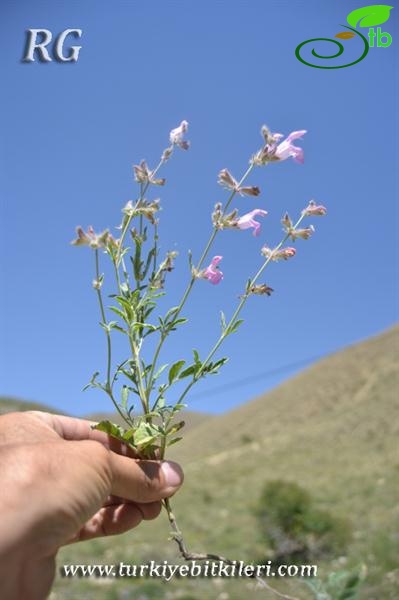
254,130,307,165
274,130,307,164
302,200,327,216
169,120,190,149
237,209,268,237
203,256,223,285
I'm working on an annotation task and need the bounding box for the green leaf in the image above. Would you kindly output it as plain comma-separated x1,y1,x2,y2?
168,360,186,385
133,421,161,450
156,396,165,410
142,248,156,279
220,311,226,332
130,321,157,334
169,317,188,329
111,324,127,334
347,4,393,28
167,436,183,447
166,420,185,435
227,319,244,335
120,386,129,411
165,306,179,320
93,420,125,439
173,403,187,412
193,349,201,364
115,296,133,320
82,371,100,391
109,306,126,320
153,363,169,381
178,364,196,379
207,357,229,374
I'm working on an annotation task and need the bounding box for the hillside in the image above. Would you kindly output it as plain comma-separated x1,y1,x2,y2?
171,325,399,462
0,396,62,415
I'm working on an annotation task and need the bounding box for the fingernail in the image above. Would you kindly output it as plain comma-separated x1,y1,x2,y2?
161,461,184,489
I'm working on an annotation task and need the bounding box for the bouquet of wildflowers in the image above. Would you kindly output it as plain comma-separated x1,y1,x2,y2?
72,120,326,593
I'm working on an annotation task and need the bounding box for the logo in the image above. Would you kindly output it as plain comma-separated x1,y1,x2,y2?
295,4,393,69
22,29,83,63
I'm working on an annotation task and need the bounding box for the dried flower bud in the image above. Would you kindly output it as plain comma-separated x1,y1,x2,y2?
217,168,238,191
302,200,327,216
162,146,173,162
122,200,135,217
261,124,273,145
261,245,296,261
290,225,315,241
121,199,160,225
281,212,293,231
140,199,161,224
71,226,110,249
151,176,166,186
107,234,120,250
133,160,150,184
160,250,178,272
212,203,239,230
169,120,190,149
151,251,179,289
92,278,103,290
260,246,273,259
238,186,261,197
212,202,224,229
249,283,274,296
134,160,165,186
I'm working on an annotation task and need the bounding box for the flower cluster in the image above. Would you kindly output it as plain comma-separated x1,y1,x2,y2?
201,125,326,289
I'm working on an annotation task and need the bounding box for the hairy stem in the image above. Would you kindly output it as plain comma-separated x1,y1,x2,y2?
94,250,131,427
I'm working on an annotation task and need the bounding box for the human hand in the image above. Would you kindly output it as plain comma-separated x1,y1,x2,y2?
0,410,183,600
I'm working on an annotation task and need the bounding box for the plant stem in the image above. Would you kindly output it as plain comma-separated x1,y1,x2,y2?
128,334,149,415
94,250,131,427
112,156,167,417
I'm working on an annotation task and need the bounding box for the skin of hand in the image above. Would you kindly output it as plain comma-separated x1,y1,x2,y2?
0,411,184,600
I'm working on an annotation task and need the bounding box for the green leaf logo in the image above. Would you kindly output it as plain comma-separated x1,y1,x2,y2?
347,4,393,28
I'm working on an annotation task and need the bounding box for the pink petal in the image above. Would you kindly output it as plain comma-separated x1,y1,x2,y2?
286,129,307,142
211,255,223,266
292,147,304,164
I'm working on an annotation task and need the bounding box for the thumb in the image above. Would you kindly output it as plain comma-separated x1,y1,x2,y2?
109,453,184,503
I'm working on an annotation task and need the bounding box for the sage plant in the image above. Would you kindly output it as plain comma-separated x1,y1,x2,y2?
72,121,326,584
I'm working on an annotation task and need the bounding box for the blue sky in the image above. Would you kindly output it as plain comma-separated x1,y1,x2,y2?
0,0,397,416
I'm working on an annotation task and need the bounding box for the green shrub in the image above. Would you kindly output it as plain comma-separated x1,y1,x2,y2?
255,480,351,562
